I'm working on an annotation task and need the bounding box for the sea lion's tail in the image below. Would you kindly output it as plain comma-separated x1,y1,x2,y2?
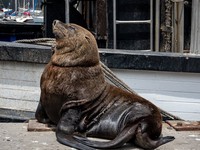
73,124,138,149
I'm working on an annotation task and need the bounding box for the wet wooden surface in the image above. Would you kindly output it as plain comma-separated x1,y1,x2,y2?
166,120,200,131
27,119,56,132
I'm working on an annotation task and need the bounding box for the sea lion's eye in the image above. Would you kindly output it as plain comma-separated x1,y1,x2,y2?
68,26,76,31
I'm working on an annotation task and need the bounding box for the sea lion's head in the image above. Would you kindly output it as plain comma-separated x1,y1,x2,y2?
51,20,100,67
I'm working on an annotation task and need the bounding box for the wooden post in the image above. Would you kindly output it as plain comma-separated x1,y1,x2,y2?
171,0,184,53
190,0,200,54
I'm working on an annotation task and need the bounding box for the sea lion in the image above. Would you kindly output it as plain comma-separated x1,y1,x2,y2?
35,20,175,150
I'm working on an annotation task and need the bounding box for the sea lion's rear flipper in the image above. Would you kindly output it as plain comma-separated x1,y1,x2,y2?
74,124,138,149
56,131,96,150
56,109,96,150
157,136,175,146
134,126,175,149
135,134,175,149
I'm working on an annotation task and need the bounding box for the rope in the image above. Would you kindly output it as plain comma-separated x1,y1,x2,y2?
101,62,183,120
15,38,182,120
101,62,137,94
15,38,55,46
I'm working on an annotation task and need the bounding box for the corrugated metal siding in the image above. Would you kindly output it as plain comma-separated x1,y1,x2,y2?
112,69,200,121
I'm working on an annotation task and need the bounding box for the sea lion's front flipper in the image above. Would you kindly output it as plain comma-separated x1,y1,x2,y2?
74,124,138,149
35,101,51,124
56,109,96,150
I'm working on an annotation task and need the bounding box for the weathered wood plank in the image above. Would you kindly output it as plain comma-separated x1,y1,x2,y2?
166,120,200,131
28,119,56,132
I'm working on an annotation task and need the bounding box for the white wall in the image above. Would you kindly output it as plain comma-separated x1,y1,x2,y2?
0,61,44,112
0,61,200,121
112,69,200,121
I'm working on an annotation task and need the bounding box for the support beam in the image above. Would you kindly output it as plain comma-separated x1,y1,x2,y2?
190,0,200,54
155,0,160,52
65,0,70,23
171,0,184,53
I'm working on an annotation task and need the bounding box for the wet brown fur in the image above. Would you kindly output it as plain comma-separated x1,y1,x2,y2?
35,20,174,150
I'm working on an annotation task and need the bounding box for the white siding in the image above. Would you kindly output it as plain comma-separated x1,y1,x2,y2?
0,61,44,87
0,61,200,121
0,61,44,112
112,69,200,121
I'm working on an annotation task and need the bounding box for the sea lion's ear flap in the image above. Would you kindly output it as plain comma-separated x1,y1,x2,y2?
85,36,90,43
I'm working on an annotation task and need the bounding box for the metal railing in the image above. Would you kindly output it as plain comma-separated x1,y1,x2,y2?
113,0,154,50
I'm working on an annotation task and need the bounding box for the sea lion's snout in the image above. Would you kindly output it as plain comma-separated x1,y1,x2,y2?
52,20,75,40
53,20,59,27
53,20,65,28
52,20,66,39
52,20,61,31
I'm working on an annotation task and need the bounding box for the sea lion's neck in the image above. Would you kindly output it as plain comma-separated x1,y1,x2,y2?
51,52,100,67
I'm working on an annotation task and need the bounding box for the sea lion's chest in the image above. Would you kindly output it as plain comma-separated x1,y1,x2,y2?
42,64,80,96
40,63,106,123
40,64,80,123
